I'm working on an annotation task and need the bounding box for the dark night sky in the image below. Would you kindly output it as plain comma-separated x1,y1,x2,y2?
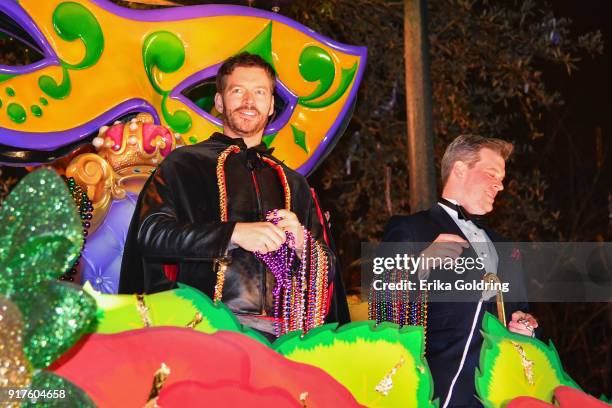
547,0,611,239
551,0,610,133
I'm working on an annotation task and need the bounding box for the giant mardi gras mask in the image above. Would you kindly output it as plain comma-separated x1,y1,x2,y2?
0,0,366,175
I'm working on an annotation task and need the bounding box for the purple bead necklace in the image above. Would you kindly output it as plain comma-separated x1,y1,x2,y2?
254,209,298,336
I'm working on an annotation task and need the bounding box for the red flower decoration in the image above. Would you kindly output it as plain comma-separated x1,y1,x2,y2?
158,380,302,407
50,327,360,407
508,386,610,408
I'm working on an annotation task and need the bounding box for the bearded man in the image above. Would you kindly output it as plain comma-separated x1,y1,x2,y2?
119,53,349,338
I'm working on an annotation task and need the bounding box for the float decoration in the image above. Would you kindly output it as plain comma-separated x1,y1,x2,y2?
156,380,303,407
0,171,96,406
507,386,611,408
0,168,82,298
273,321,436,408
51,327,361,407
67,113,177,235
65,113,178,293
0,169,96,369
476,312,582,408
86,282,270,345
1,297,94,408
0,296,31,390
0,0,366,175
17,280,97,369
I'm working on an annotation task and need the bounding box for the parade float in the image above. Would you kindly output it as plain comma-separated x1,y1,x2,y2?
0,0,610,406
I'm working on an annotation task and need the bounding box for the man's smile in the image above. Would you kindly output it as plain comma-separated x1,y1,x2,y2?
236,109,259,119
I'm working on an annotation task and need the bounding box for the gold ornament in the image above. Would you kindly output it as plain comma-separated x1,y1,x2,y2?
66,113,178,234
135,294,152,328
186,312,203,329
375,356,405,396
511,341,535,385
145,363,171,407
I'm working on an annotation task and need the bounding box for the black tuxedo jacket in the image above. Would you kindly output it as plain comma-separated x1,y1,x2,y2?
382,204,528,407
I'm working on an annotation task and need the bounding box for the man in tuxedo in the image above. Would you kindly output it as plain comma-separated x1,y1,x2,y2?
382,135,538,407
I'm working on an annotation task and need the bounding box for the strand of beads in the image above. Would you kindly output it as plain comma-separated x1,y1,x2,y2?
59,176,93,282
254,210,297,336
309,238,321,329
254,210,329,336
297,226,308,331
399,270,408,326
420,290,428,350
306,231,318,328
368,268,382,322
301,232,327,332
316,241,329,326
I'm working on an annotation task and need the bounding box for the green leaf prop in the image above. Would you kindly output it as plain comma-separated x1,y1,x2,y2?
476,312,581,407
0,169,96,403
86,282,270,345
14,281,97,369
0,169,83,297
273,321,436,408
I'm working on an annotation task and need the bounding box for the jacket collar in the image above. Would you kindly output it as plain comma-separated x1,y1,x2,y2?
430,203,503,243
210,132,275,156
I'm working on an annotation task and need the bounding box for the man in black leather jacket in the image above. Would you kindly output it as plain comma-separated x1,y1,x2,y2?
119,53,349,336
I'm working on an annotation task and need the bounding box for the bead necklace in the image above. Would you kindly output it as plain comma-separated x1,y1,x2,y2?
59,176,93,282
368,269,429,351
213,145,328,336
254,210,296,335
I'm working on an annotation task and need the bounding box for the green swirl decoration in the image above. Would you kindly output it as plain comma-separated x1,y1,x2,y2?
52,2,104,70
298,46,357,109
35,3,102,101
143,31,186,95
39,66,71,100
142,31,192,133
161,94,192,134
298,46,334,101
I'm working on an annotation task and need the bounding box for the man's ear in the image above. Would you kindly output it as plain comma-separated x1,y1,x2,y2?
214,92,224,114
268,94,275,117
453,161,467,179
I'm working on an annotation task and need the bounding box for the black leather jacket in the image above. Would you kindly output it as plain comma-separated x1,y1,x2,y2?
119,133,335,317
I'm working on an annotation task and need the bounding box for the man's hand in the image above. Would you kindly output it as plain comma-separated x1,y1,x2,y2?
418,234,469,278
231,222,286,253
273,209,305,252
423,233,469,259
508,311,538,337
